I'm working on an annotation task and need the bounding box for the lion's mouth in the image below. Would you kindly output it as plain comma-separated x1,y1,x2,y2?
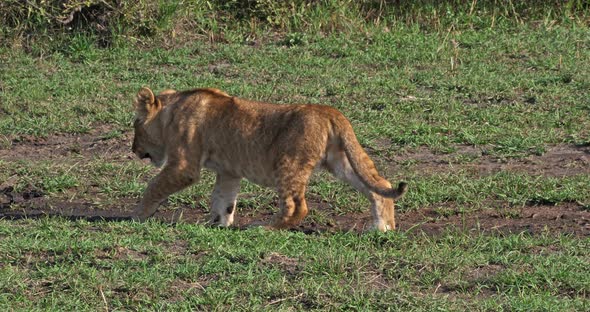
136,152,165,167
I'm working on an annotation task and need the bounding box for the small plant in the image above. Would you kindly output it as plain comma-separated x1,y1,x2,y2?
102,130,122,140
42,174,79,193
66,34,100,63
282,32,307,46
0,135,11,149
498,207,521,219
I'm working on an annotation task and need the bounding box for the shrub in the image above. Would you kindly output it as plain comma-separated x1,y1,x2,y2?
1,0,588,51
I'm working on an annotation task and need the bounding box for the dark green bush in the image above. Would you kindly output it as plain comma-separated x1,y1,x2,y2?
1,0,588,51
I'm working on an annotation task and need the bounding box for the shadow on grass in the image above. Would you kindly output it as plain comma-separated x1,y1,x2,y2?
0,207,134,222
0,186,339,234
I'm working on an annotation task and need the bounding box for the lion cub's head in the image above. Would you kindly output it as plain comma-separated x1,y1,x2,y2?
131,87,176,167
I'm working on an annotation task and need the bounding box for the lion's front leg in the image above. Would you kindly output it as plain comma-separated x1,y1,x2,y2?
132,164,199,221
209,174,241,227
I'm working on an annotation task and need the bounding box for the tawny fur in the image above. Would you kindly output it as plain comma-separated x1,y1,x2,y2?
131,87,407,231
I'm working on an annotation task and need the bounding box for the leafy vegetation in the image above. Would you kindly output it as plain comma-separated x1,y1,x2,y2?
1,1,589,310
2,0,589,52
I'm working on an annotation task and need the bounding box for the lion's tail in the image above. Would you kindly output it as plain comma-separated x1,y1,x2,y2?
336,117,408,200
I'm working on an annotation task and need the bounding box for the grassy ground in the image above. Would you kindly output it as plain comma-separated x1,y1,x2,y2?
1,219,588,311
1,3,590,311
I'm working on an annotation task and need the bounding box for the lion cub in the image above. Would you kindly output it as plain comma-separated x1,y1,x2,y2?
131,87,407,231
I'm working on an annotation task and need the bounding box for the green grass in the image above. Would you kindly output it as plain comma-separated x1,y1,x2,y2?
1,218,588,311
1,3,590,310
2,24,589,152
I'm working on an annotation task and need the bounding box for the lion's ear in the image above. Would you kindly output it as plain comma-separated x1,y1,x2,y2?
134,87,160,119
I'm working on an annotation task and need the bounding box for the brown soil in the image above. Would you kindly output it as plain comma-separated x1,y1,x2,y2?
1,129,589,236
0,125,134,163
377,143,590,177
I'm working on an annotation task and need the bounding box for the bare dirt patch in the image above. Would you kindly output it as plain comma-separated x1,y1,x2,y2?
433,263,505,299
384,144,590,177
0,125,133,162
166,279,208,303
399,202,590,236
260,252,302,276
1,131,589,236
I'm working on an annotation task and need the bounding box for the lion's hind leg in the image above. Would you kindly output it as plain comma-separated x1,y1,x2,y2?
269,189,309,230
324,148,395,231
267,160,314,230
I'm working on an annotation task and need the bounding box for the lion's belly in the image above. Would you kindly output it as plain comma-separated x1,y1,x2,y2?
243,172,275,187
203,157,276,187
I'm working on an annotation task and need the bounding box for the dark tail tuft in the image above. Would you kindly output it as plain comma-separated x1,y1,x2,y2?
393,182,408,200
